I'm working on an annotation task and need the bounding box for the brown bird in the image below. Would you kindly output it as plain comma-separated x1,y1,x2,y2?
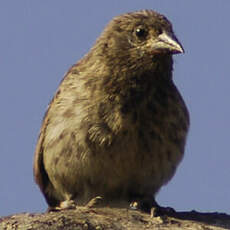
34,9,189,213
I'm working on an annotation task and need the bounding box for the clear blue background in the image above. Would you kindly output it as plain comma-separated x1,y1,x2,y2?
1,1,230,216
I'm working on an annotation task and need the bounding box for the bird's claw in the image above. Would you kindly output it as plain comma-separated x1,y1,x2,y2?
86,196,103,208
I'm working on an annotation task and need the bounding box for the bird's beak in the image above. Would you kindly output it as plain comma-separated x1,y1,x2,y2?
152,31,184,55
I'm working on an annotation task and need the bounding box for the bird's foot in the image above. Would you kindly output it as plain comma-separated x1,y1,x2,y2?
150,205,175,217
130,198,175,217
86,196,103,208
48,199,77,212
59,199,77,210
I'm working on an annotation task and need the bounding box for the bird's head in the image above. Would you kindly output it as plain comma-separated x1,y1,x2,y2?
92,10,184,76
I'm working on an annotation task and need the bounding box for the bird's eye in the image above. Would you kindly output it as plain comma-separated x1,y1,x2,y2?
135,27,147,38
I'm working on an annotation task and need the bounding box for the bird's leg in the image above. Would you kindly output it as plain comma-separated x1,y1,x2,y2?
130,197,175,217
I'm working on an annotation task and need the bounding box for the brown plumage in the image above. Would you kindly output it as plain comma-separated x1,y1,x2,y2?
34,10,189,212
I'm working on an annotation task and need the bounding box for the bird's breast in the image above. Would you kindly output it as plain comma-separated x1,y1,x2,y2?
86,83,189,192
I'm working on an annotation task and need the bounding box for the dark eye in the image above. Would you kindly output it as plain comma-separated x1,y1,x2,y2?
135,27,147,38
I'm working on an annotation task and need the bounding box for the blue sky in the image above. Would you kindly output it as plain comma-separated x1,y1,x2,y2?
1,1,230,216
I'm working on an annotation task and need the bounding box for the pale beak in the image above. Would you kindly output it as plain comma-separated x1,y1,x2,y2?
152,31,184,54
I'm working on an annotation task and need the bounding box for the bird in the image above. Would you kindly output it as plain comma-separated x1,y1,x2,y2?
33,9,189,213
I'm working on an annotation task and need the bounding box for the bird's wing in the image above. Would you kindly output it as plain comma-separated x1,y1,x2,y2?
33,104,51,194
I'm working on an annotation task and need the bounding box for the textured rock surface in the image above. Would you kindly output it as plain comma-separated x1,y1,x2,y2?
1,208,230,230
